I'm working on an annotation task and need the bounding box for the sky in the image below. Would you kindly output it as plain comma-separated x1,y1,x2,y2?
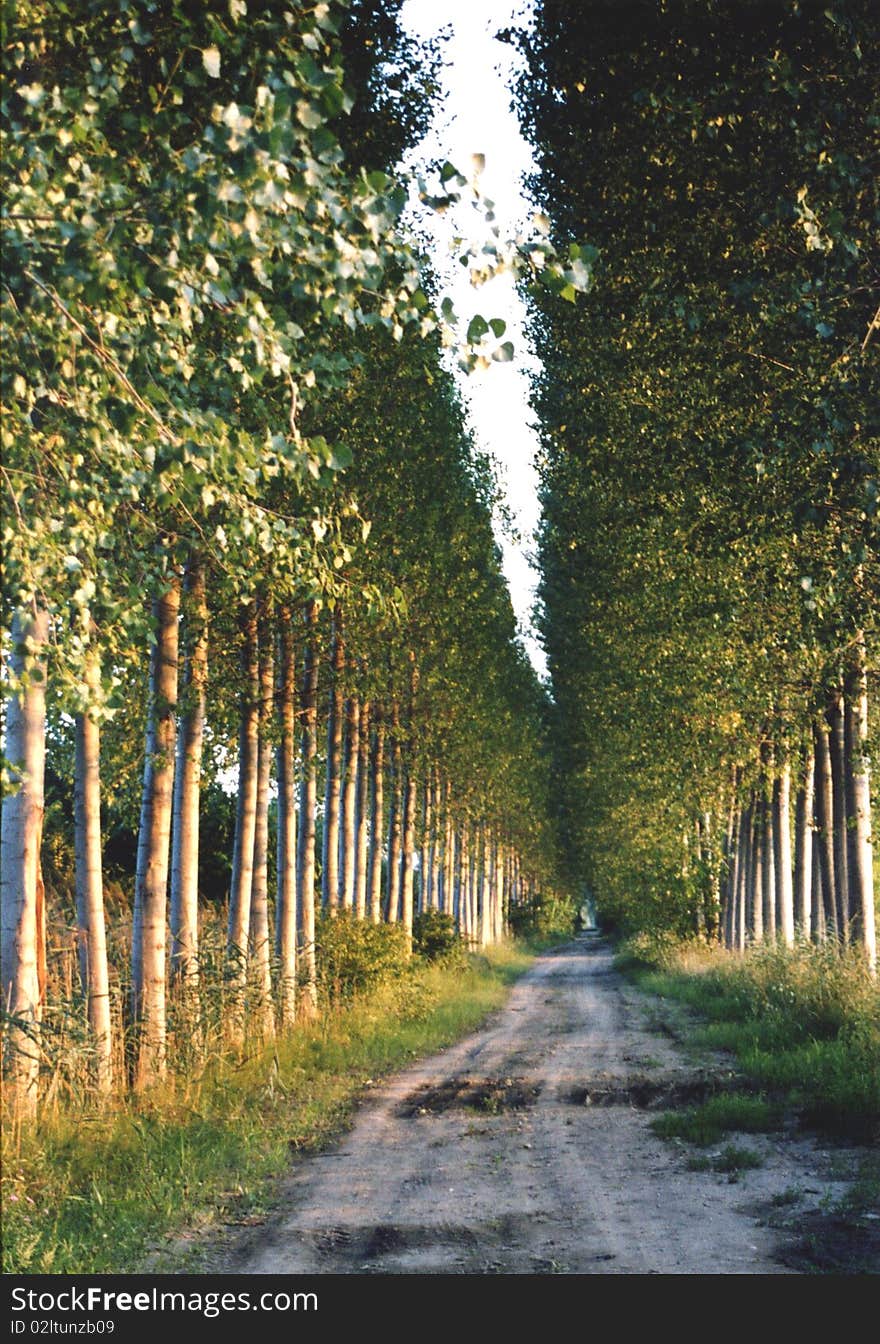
398,0,547,677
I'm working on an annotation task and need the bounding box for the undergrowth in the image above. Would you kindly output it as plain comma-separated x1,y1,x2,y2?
618,932,880,1131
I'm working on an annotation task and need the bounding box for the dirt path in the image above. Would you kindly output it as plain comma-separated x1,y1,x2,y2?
219,935,870,1275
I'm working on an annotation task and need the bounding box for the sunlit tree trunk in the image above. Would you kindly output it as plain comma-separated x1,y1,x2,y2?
419,775,432,913
296,601,319,1017
340,694,360,911
74,646,112,1094
227,601,259,1041
773,764,795,947
459,823,470,941
813,717,839,941
385,703,402,923
249,620,274,1040
322,616,344,914
762,788,776,941
401,763,416,952
355,699,370,919
750,800,764,944
442,780,454,916
721,800,738,949
827,690,850,941
131,580,179,1086
846,639,877,973
275,607,298,1029
368,711,385,923
1,606,49,1116
793,746,814,937
170,558,207,995
736,802,751,951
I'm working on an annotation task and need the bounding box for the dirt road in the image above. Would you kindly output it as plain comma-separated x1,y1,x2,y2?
221,935,867,1275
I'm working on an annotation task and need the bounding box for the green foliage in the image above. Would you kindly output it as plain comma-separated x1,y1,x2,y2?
508,888,576,939
412,909,462,963
520,0,879,936
313,911,410,1003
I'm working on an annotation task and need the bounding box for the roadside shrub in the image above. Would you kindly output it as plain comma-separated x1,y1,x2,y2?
508,891,576,939
412,910,463,963
313,912,410,1004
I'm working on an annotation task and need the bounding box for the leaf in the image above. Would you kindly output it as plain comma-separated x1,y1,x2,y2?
202,47,221,79
489,318,507,338
467,314,490,344
491,341,515,363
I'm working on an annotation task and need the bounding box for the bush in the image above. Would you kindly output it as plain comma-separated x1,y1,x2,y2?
313,912,410,1004
412,910,462,963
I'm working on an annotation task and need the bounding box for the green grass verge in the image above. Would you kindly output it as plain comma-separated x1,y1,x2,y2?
618,936,880,1133
651,1092,781,1145
2,944,534,1275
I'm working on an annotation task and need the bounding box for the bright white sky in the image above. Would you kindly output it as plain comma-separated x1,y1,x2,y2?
399,0,547,677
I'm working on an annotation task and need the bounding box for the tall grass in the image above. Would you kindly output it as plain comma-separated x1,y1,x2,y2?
2,942,532,1275
618,933,880,1128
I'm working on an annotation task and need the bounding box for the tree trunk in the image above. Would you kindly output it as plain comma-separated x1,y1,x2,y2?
400,765,416,952
773,764,795,947
355,699,370,919
170,558,207,995
296,601,319,1017
368,711,385,923
826,690,850,941
227,601,259,1041
845,640,877,973
74,649,112,1094
813,717,839,941
762,789,776,940
322,617,344,914
419,775,432,914
1,606,49,1116
459,824,471,941
385,703,402,923
736,802,751,951
131,580,179,1086
340,695,360,911
750,799,764,944
442,781,454,916
275,607,298,1028
249,620,274,1040
793,746,814,938
722,800,738,950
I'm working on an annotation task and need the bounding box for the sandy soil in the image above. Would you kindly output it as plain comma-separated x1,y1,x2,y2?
215,934,875,1275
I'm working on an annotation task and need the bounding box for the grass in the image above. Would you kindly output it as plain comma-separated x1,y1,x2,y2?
651,1092,781,1146
617,934,880,1134
1,942,535,1275
685,1143,764,1174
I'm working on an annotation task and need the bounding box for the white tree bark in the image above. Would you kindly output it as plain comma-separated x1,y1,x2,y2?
74,646,112,1093
227,601,259,1042
276,607,298,1028
340,695,360,911
131,580,179,1086
368,712,385,923
1,606,49,1116
847,639,877,973
170,558,207,994
249,621,275,1039
322,617,344,914
296,601,319,1016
